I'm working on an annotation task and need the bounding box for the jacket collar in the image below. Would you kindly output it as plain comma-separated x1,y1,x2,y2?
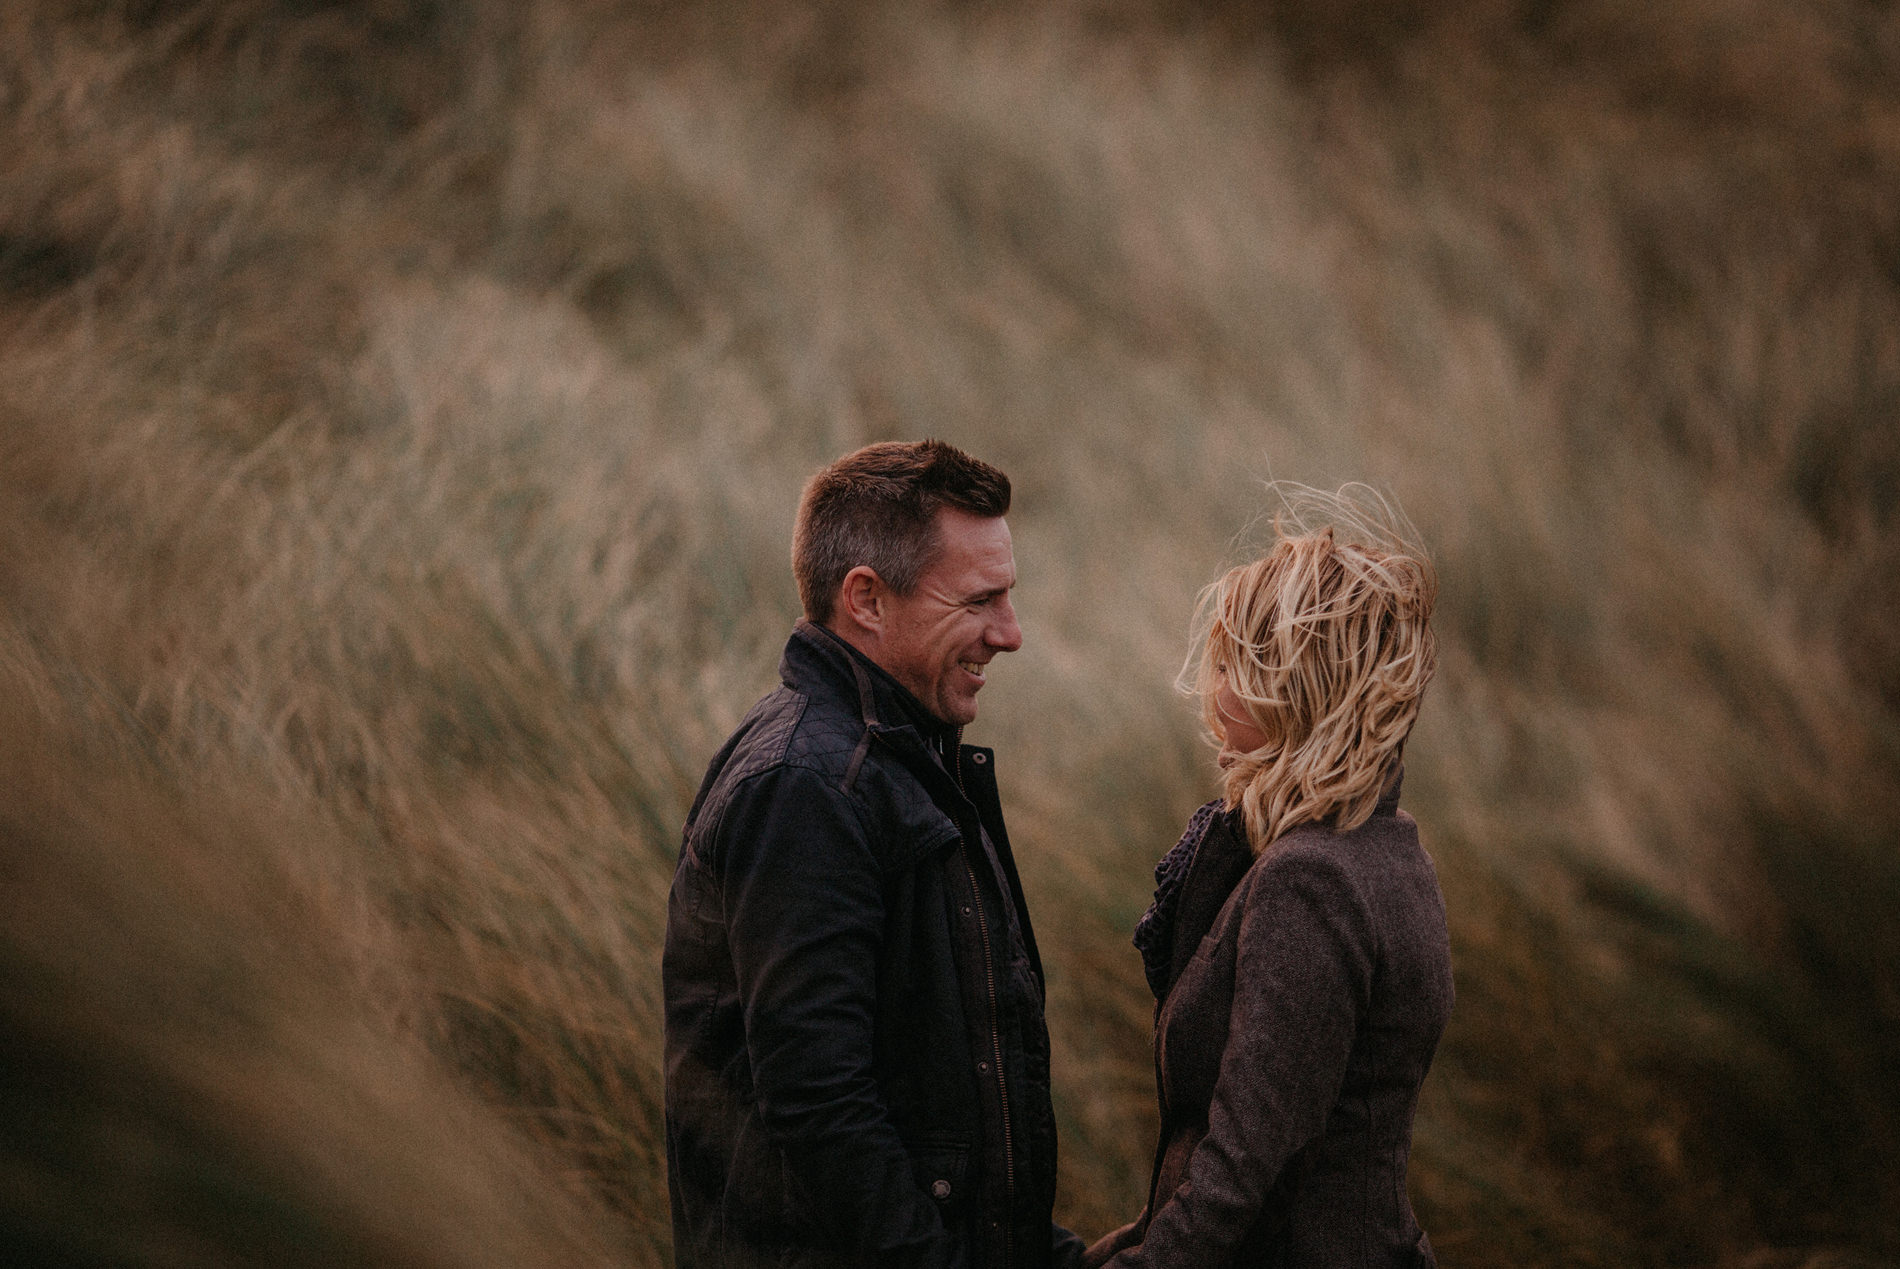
780,620,957,749
1375,761,1405,816
1165,809,1255,994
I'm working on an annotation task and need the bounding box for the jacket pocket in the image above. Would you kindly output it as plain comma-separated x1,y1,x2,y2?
1188,929,1227,966
906,1135,973,1216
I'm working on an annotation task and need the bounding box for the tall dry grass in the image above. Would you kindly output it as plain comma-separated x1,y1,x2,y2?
2,1,1897,1264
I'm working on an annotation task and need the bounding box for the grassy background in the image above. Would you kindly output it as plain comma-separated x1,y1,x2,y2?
2,1,1897,1264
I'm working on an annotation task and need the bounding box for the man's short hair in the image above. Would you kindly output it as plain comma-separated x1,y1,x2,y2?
793,439,1012,623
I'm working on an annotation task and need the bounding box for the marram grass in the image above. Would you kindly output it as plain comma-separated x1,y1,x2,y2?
1,1,1896,1264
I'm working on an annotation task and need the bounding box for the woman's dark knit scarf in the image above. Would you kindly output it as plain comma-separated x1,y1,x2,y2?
1132,799,1225,1000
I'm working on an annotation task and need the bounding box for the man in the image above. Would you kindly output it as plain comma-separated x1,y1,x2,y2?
663,439,1082,1269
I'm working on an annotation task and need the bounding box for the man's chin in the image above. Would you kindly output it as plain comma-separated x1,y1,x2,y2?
941,698,979,728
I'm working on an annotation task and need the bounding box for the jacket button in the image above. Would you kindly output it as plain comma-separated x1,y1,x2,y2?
977,1061,988,1073
961,905,972,915
971,752,987,764
931,1179,952,1200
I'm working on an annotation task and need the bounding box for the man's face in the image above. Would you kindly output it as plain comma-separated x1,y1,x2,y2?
875,509,1022,726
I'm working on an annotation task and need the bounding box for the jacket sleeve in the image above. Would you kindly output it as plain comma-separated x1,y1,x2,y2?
1104,845,1375,1268
1051,1220,1089,1269
719,764,964,1268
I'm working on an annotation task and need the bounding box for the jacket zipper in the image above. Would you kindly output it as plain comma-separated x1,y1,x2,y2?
952,729,1016,1264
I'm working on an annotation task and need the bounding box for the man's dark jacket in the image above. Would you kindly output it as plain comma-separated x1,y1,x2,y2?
664,621,1082,1269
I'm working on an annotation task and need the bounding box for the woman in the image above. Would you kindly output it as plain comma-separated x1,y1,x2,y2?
1087,491,1453,1268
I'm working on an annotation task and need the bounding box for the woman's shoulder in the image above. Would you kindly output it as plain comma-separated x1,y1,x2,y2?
1246,810,1445,949
1242,824,1361,894
1244,809,1425,894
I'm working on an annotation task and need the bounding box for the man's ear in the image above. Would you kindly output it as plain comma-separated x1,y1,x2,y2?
836,565,884,637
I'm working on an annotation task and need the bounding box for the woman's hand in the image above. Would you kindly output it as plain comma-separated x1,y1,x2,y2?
1082,1216,1144,1268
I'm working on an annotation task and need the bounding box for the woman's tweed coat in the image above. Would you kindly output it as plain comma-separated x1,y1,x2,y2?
1088,770,1453,1268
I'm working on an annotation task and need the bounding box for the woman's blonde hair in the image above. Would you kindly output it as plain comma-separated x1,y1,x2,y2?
1185,484,1437,854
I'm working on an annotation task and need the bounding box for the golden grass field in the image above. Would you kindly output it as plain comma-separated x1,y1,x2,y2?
2,1,1897,1264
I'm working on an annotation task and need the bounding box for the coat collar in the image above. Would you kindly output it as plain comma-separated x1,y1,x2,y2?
1164,808,1254,996
780,620,957,749
1375,761,1405,816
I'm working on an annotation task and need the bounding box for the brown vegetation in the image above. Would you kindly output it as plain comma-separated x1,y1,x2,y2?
2,0,1897,1263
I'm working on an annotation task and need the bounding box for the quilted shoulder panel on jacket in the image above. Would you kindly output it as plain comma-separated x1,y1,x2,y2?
686,689,806,857
780,695,865,772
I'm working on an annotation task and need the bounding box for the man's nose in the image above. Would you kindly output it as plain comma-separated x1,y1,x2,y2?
987,597,1023,653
